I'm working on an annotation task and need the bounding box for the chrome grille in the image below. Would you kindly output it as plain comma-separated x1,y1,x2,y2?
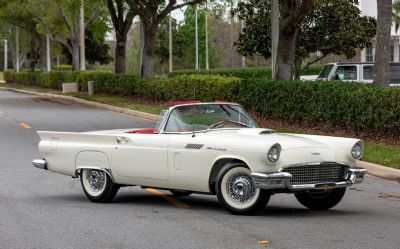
282,163,348,184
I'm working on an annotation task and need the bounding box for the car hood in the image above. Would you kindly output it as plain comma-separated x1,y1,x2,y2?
206,128,330,150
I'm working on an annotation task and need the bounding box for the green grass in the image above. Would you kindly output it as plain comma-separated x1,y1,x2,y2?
2,83,400,169
363,142,400,170
0,72,4,81
70,94,163,115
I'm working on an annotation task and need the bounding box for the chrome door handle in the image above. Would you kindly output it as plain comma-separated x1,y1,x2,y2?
116,136,129,144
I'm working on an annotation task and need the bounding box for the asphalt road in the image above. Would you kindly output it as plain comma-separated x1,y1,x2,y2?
0,89,399,249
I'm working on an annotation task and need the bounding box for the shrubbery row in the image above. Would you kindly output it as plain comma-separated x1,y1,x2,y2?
168,65,324,78
4,70,400,136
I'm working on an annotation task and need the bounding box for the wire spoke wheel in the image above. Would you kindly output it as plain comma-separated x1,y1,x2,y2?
226,172,257,204
80,169,119,203
216,163,270,215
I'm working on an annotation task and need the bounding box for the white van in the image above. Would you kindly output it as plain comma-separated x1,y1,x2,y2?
316,62,400,86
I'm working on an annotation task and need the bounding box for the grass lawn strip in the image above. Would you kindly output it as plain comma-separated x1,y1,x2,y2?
1,83,399,170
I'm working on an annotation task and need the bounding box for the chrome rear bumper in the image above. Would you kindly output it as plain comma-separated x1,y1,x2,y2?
32,159,47,170
251,167,367,191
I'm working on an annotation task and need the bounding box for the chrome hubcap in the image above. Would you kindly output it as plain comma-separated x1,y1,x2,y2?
227,172,256,204
86,170,105,192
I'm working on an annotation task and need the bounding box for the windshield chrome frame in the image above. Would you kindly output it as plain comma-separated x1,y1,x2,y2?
159,103,256,134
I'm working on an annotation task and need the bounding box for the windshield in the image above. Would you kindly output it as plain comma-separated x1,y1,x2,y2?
318,64,334,79
164,104,258,133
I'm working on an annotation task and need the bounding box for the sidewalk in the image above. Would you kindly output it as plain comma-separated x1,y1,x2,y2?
1,85,399,183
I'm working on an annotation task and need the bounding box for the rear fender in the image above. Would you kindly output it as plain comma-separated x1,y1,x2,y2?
75,151,115,183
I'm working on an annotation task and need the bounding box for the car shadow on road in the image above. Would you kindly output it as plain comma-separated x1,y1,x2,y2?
36,191,368,217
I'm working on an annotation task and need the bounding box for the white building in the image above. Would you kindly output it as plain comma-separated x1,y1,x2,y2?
360,0,400,62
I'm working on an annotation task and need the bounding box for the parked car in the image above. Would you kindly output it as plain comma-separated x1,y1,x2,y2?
33,101,367,215
316,62,400,86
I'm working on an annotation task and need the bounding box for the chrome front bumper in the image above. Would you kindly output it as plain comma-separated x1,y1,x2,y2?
251,167,367,191
32,159,47,170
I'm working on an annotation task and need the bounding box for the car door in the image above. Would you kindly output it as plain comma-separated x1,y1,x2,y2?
168,132,216,192
111,133,170,180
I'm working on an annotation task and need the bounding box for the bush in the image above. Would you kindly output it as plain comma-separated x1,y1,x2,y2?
137,75,240,101
52,64,73,71
4,70,77,90
301,65,324,76
77,71,139,95
4,70,400,137
169,67,272,79
169,65,324,78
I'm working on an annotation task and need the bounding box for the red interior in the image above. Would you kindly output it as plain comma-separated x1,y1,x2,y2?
125,128,158,134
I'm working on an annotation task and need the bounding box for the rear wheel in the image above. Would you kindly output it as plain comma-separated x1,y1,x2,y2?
295,188,346,210
215,163,270,215
80,169,119,203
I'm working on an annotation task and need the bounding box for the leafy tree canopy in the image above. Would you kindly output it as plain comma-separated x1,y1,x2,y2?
234,0,376,78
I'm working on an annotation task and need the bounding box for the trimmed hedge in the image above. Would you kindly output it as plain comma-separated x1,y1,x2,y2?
51,64,73,71
4,70,400,136
4,70,77,90
169,65,324,78
169,67,272,78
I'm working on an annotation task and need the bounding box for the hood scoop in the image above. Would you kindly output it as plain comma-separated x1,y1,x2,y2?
260,129,276,135
238,128,276,136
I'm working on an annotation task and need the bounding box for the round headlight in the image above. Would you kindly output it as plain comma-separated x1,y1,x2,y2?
351,143,363,159
267,146,280,163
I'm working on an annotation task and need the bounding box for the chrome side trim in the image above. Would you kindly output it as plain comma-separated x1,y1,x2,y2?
75,166,115,183
32,159,47,170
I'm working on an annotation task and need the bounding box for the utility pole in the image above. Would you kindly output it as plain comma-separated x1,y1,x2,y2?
169,14,173,73
46,34,51,72
195,6,199,70
139,20,144,77
239,0,245,69
4,40,7,71
16,26,20,73
271,0,279,80
205,6,209,70
79,0,86,71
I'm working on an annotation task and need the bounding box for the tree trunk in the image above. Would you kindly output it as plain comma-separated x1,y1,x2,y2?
39,35,47,72
276,31,296,80
293,57,303,80
115,37,127,73
142,28,156,78
72,43,80,71
29,38,36,72
374,0,392,86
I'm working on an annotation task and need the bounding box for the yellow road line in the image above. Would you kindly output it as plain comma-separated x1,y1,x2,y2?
19,122,32,129
145,188,190,208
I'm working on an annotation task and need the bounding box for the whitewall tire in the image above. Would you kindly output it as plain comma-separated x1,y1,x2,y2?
215,163,270,215
80,169,119,203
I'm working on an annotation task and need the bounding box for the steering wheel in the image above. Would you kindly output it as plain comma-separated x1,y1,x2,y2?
208,120,227,130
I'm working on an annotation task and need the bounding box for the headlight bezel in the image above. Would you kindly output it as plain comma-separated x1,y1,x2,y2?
267,143,281,163
351,142,363,160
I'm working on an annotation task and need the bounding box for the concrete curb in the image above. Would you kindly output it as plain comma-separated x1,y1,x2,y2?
357,161,400,182
1,86,400,183
0,87,159,122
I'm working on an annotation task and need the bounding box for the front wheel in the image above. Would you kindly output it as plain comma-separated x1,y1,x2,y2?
80,169,119,203
295,188,346,210
215,163,270,215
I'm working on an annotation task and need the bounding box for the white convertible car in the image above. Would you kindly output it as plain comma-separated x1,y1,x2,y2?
33,101,367,215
